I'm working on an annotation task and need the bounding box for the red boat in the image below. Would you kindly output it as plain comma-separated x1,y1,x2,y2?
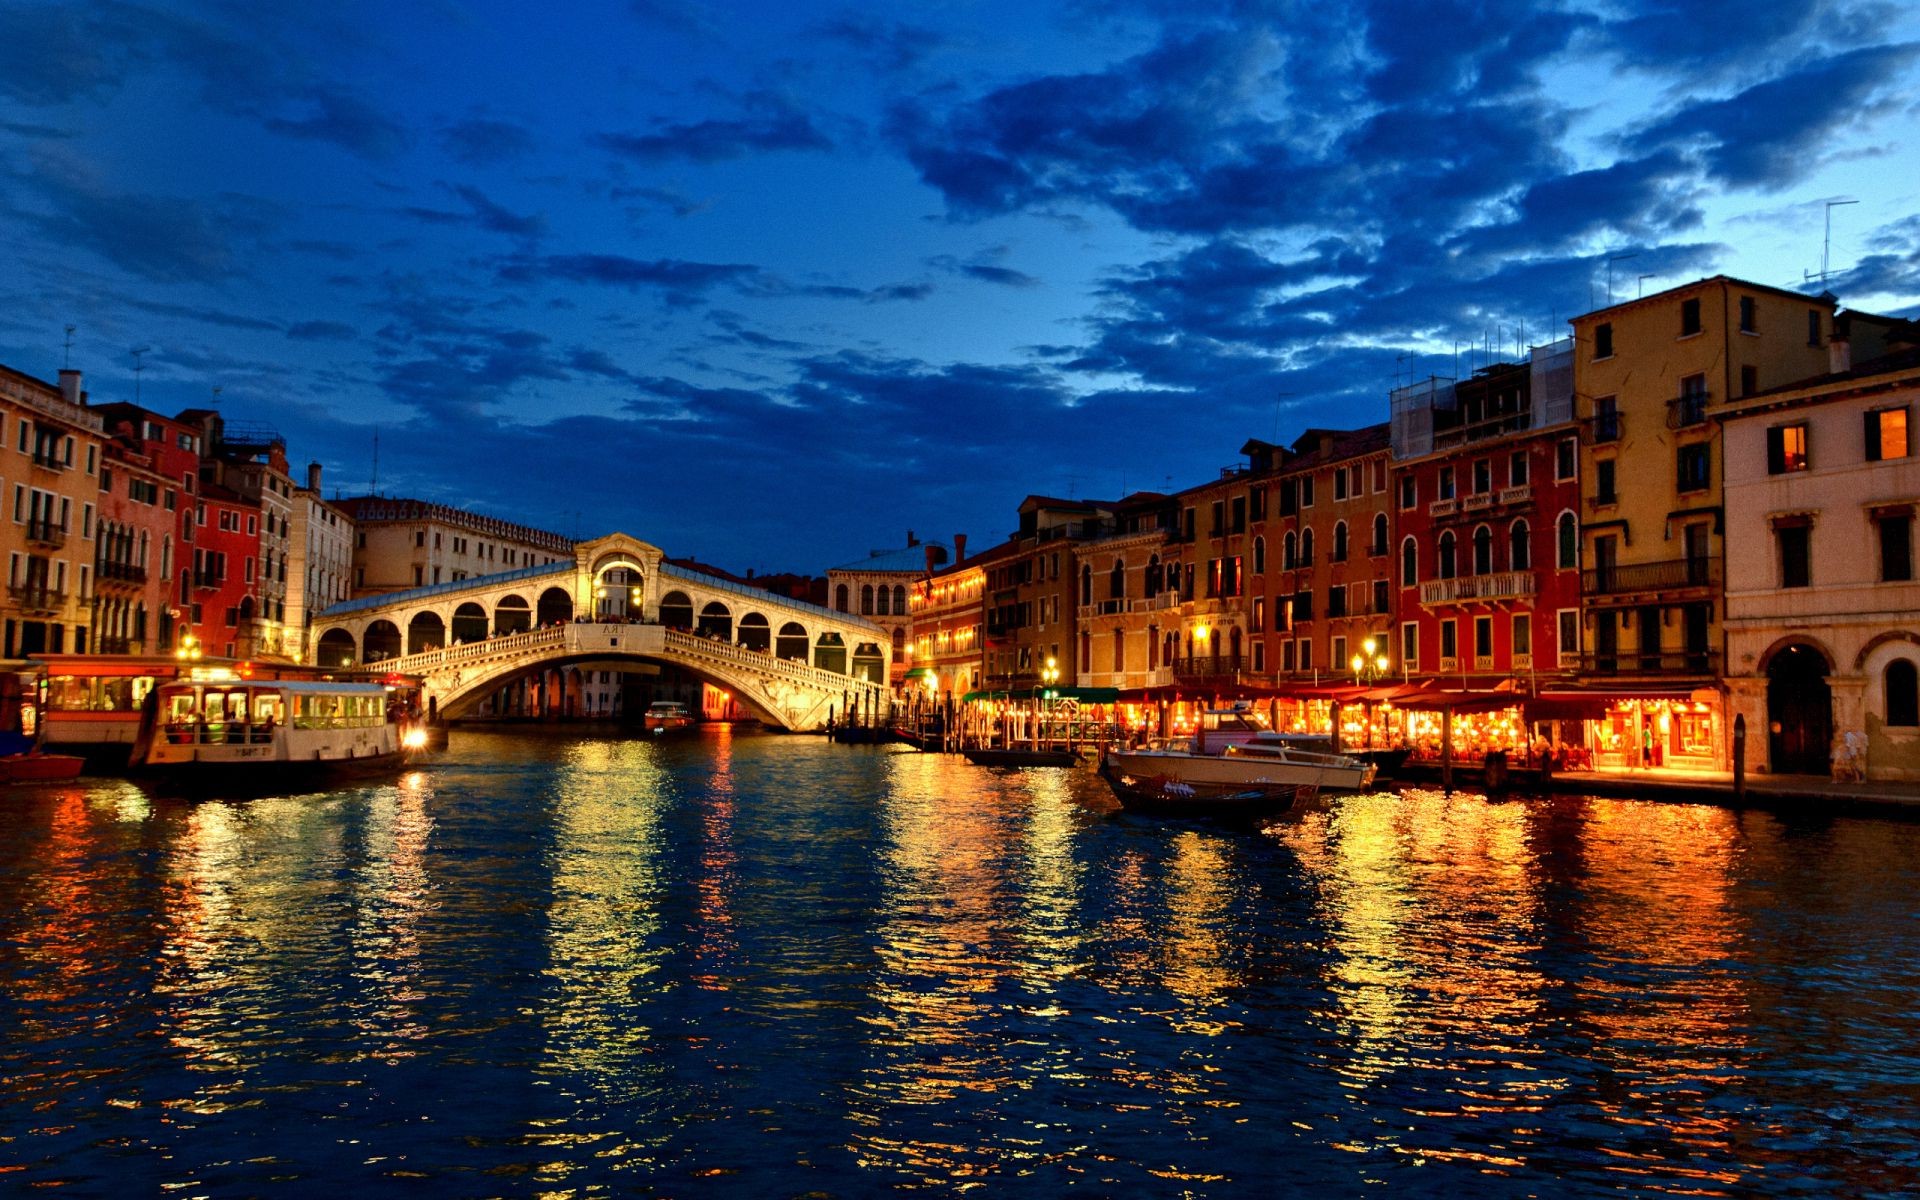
0,752,86,783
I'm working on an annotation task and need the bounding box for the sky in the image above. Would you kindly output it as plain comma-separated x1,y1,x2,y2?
2,0,1918,574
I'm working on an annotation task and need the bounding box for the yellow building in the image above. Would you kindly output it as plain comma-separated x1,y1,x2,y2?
1569,275,1835,770
0,365,107,666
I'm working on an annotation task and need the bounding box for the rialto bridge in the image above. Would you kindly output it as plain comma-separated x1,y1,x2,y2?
309,533,890,731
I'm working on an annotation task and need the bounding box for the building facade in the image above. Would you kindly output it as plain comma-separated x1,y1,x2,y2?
0,366,105,666
287,463,354,662
909,541,991,705
829,534,947,685
336,497,572,598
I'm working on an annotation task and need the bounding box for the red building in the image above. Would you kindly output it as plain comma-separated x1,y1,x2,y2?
1388,344,1582,689
92,416,182,655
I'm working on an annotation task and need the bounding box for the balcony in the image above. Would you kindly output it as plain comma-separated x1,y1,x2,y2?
1078,599,1126,619
1439,656,1459,672
1577,649,1722,677
1463,492,1493,512
25,520,67,549
1429,498,1459,518
1585,413,1624,444
1496,484,1532,506
1667,392,1710,429
1131,592,1178,613
1171,654,1257,689
1582,557,1719,596
1418,569,1537,606
192,571,226,592
8,585,65,613
29,450,67,472
97,560,148,585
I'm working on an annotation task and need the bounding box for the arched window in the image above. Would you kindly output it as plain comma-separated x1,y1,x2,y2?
1372,513,1388,556
1146,554,1162,596
1510,520,1531,570
893,584,906,612
1112,627,1125,672
1558,512,1578,569
1109,558,1125,600
860,584,874,615
1401,536,1418,587
1300,527,1315,566
835,584,849,612
1473,525,1493,575
1889,659,1919,726
1438,530,1457,579
1080,563,1092,603
1332,521,1349,563
1253,536,1266,574
891,626,905,653
1283,531,1298,569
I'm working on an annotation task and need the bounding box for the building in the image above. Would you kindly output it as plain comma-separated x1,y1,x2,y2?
1721,320,1920,779
1,366,106,669
93,405,181,655
1071,492,1177,692
336,497,572,597
908,535,992,705
828,533,948,685
193,412,296,658
1568,276,1837,771
1390,341,1581,691
988,498,1114,691
287,463,354,662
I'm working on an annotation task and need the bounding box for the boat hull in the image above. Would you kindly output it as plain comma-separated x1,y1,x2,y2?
132,749,413,796
963,747,1080,768
1105,748,1375,792
0,753,86,783
1098,759,1314,817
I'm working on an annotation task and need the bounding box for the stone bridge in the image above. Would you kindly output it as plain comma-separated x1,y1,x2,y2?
310,533,890,730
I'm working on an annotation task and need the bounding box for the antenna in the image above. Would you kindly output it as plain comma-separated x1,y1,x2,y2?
1606,253,1639,305
1638,273,1655,298
1273,390,1294,440
370,430,379,496
62,325,76,368
210,384,222,406
1820,197,1859,286
130,345,151,402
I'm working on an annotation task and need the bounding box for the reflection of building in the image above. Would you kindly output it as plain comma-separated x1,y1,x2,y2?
1568,278,1839,771
336,496,571,598
1722,319,1920,778
829,534,947,686
0,366,107,665
1390,342,1581,689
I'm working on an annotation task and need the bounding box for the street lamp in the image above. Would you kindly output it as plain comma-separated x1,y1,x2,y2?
1350,635,1391,685
1041,656,1061,746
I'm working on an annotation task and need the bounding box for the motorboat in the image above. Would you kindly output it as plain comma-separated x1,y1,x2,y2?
131,678,424,789
643,700,696,733
1100,706,1377,812
962,746,1081,768
0,751,85,783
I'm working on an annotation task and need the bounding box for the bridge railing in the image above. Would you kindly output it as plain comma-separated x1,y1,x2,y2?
662,629,886,694
365,625,568,676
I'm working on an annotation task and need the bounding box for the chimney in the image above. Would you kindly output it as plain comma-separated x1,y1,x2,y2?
953,533,968,562
58,369,82,406
1830,312,1853,374
907,529,918,547
924,544,938,576
307,461,323,492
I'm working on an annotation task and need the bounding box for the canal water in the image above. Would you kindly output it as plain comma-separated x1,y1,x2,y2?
3,729,1919,1197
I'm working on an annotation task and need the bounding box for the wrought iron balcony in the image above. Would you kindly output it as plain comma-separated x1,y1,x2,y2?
29,450,67,472
25,520,66,548
8,585,65,613
1419,569,1537,606
1667,392,1710,429
97,560,148,583
1171,654,1256,689
1582,557,1719,596
1585,412,1624,444
1576,650,1722,676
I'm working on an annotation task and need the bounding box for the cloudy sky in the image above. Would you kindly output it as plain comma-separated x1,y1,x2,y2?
2,1,1918,572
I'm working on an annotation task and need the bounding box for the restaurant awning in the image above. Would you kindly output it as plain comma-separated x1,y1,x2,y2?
902,666,936,680
959,686,1121,704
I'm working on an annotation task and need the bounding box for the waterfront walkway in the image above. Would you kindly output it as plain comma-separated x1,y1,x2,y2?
1548,766,1920,814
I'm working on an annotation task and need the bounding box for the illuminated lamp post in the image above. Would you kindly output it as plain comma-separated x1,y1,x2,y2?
1350,635,1392,750
1041,656,1060,746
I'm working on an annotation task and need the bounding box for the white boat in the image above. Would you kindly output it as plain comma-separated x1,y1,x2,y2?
132,678,424,789
643,700,695,733
1101,706,1376,812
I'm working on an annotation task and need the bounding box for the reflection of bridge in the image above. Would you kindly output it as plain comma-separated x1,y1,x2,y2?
311,533,889,730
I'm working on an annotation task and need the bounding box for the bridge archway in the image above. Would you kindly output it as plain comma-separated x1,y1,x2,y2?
318,627,357,667
537,586,572,625
815,631,846,674
366,619,401,662
852,642,884,683
408,611,446,655
660,591,694,630
776,621,808,661
494,594,531,635
452,602,488,644
739,612,770,651
697,601,732,640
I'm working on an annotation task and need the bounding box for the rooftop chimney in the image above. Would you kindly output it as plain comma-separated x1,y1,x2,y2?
907,529,918,547
1830,312,1853,375
57,369,82,406
925,544,938,576
307,461,323,492
953,533,968,562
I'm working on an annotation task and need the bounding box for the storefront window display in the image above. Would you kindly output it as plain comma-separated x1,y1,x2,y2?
1588,698,1721,771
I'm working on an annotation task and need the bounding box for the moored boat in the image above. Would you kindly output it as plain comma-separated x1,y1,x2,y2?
1098,756,1317,817
0,751,86,783
131,678,424,790
1100,705,1377,811
962,746,1081,768
643,700,696,733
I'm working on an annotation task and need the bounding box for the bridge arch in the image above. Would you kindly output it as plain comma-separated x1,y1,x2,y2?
366,619,401,662
815,631,846,674
408,611,446,655
537,586,572,625
738,611,770,651
852,641,884,683
776,621,808,661
317,627,357,667
494,594,531,635
452,602,488,644
697,600,732,641
660,590,694,630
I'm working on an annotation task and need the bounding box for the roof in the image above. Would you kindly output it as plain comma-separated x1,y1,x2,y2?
828,542,950,574
1571,273,1829,324
1721,344,1920,418
318,560,573,618
931,536,1022,579
333,496,572,551
1017,494,1113,513
1277,421,1390,473
658,561,879,630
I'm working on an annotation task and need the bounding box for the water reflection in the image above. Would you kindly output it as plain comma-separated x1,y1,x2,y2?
2,740,1920,1195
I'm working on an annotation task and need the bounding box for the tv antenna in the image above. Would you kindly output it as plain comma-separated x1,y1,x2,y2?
370,430,379,496
210,384,223,406
1606,253,1639,305
62,325,76,368
1812,197,1859,287
130,345,151,402
1638,273,1655,298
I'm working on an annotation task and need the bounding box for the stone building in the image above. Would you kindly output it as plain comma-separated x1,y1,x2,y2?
0,365,105,667
287,463,354,663
828,533,947,685
336,496,571,599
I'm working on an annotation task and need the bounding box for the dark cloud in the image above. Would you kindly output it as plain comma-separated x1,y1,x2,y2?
497,254,759,302
261,88,407,159
567,347,631,379
0,3,143,106
811,14,944,71
287,320,356,342
597,93,831,163
123,297,280,332
613,184,709,218
440,117,535,166
11,152,261,282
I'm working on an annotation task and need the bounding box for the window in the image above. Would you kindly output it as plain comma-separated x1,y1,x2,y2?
1401,537,1418,587
1440,619,1458,661
1252,597,1265,633
1373,578,1389,616
1253,536,1266,573
1593,395,1620,441
1509,451,1528,488
1888,660,1919,727
1300,476,1314,507
1741,364,1758,397
1401,621,1418,668
1510,520,1531,571
1767,424,1810,474
1438,467,1455,500
1512,613,1531,659
1283,530,1297,569
1474,616,1493,658
1334,470,1348,501
1282,639,1296,671
1677,443,1710,492
1808,308,1823,347
1879,512,1913,582
1300,527,1314,565
1559,610,1580,667
1472,459,1491,494
1557,513,1578,569
1331,634,1347,669
1680,297,1702,336
1398,475,1416,510
1777,519,1811,588
1327,584,1347,618
1371,513,1388,556
1472,525,1492,574
1594,322,1613,359
1739,295,1756,333
1332,521,1348,563
1556,438,1576,481
1299,638,1313,671
1437,530,1456,579
1596,459,1617,504
1867,408,1910,462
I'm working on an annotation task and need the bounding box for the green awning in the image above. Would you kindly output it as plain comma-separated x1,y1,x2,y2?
961,686,1120,704
902,666,936,679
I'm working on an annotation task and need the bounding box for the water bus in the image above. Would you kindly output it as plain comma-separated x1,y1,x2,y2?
643,700,696,733
129,676,426,788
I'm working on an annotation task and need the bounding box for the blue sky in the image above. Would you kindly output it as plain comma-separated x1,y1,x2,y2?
2,1,1918,572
